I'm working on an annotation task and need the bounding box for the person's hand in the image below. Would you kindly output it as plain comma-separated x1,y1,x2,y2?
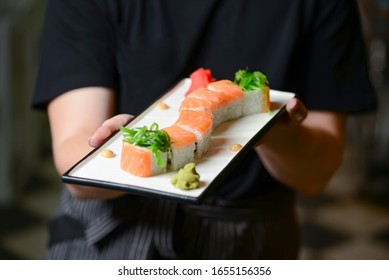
256,98,308,146
61,113,134,200
255,97,347,196
88,114,134,148
284,97,308,124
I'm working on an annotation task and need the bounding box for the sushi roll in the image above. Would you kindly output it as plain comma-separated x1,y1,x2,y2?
207,80,244,121
119,68,271,178
175,109,213,158
120,123,171,177
242,85,270,115
233,69,271,115
185,87,227,127
162,125,196,171
180,95,218,115
120,142,167,177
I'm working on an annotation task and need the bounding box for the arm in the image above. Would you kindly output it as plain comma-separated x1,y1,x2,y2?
48,86,132,200
255,98,347,197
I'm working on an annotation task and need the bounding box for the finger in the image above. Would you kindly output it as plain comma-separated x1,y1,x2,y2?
89,114,134,147
101,114,134,129
88,126,114,147
285,98,307,124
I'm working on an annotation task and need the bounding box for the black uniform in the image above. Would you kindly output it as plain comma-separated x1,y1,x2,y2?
33,0,376,259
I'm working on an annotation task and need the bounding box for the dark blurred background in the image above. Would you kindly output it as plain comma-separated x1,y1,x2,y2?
0,0,388,259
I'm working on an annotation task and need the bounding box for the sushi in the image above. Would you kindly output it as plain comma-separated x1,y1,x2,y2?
120,142,167,177
162,125,196,171
181,88,225,128
207,80,244,121
120,123,171,177
120,68,270,178
242,86,270,115
233,69,271,114
174,109,213,158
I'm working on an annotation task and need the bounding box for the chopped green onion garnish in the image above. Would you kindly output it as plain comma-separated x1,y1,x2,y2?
233,68,269,93
120,122,171,167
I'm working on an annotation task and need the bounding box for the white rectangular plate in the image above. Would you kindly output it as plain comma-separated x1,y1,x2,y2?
62,79,295,204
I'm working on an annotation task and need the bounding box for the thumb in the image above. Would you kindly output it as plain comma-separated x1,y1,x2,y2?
89,114,134,147
285,98,307,124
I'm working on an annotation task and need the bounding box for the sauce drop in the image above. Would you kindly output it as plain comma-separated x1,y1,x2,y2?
155,102,169,110
101,149,115,158
229,144,242,152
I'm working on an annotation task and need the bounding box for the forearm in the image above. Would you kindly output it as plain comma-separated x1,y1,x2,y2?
256,111,347,196
52,133,126,200
48,87,127,200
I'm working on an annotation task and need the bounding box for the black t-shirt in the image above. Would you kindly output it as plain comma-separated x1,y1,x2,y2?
33,0,376,203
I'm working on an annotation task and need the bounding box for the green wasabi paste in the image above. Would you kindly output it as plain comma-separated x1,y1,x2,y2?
171,163,200,190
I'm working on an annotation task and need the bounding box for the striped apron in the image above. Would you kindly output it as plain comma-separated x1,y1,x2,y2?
46,189,299,259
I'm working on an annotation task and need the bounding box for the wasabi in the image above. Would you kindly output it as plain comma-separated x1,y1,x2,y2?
171,163,200,190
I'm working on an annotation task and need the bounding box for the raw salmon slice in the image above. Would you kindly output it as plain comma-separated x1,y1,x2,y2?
180,96,219,112
163,125,197,147
120,142,167,177
207,80,244,100
175,110,213,157
185,87,229,127
175,110,213,136
187,87,231,106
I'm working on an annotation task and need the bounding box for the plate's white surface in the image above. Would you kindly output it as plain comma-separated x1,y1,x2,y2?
64,79,295,202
